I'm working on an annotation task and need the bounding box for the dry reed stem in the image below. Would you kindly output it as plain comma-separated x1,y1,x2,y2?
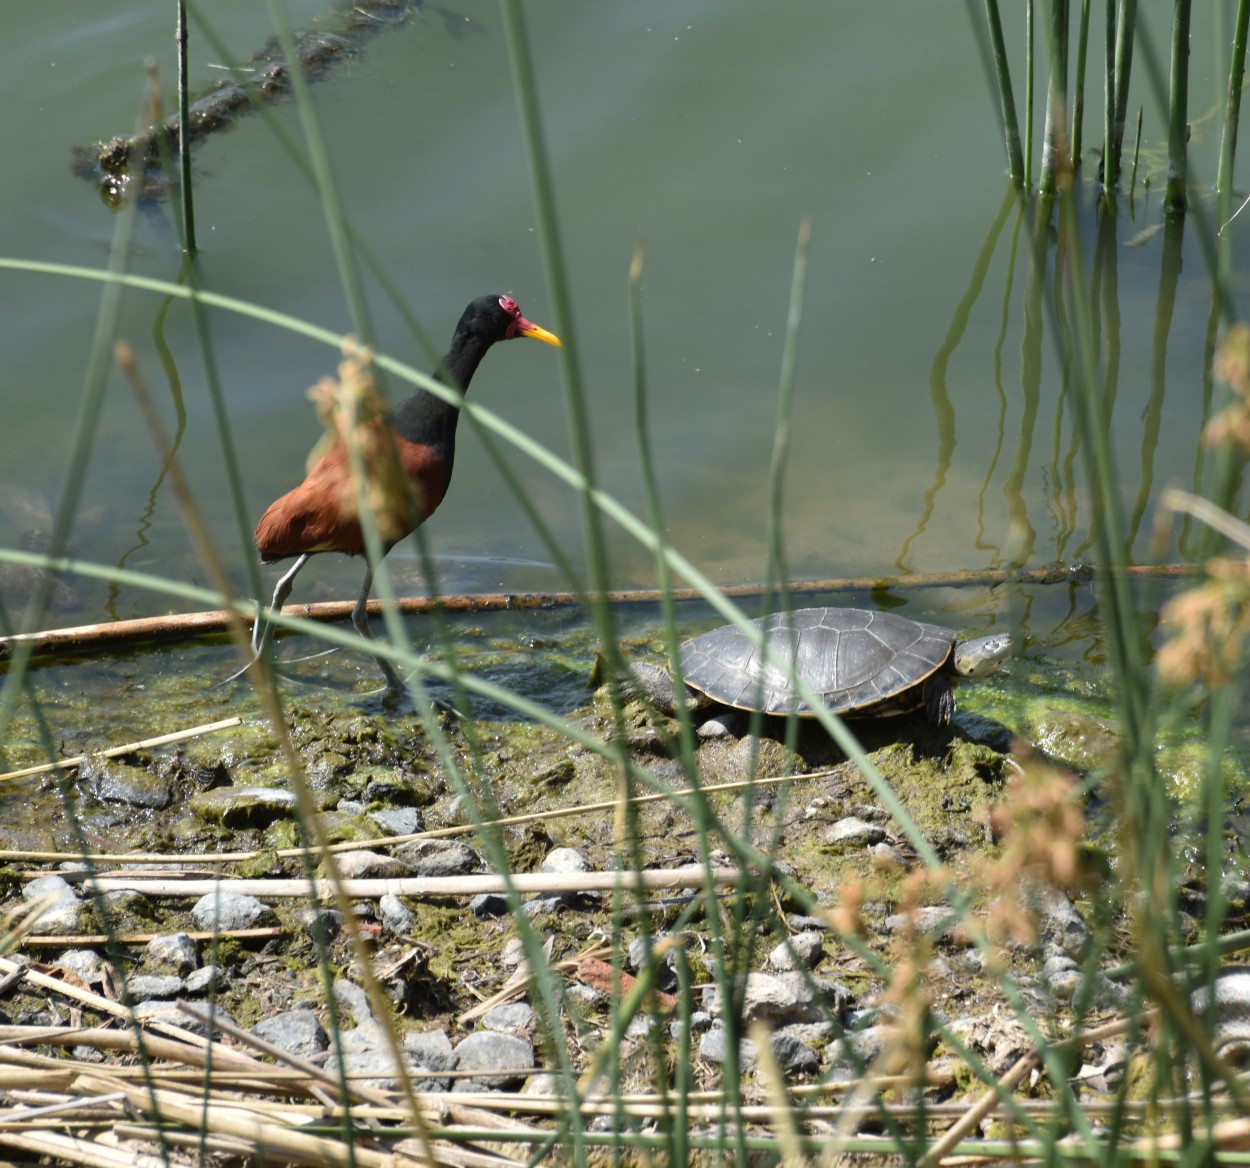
176,1000,396,1109
0,717,242,782
0,955,261,1071
0,1126,175,1168
21,926,282,947
77,866,741,900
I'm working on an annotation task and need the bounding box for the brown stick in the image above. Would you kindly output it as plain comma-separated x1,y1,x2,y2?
0,562,1195,660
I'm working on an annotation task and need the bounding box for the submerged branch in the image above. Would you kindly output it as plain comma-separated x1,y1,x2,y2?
0,562,1195,661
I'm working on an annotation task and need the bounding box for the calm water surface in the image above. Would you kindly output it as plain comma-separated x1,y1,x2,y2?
1,4,1245,703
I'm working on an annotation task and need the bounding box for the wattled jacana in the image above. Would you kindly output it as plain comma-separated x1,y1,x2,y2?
246,294,561,690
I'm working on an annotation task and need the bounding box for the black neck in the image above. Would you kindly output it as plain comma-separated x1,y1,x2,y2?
387,327,495,451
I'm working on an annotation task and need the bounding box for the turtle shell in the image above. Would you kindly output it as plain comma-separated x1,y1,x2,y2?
679,607,956,717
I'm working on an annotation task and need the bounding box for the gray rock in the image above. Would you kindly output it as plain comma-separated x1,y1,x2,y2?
404,1029,457,1091
55,949,103,985
395,839,483,877
826,817,888,847
367,808,424,837
127,975,184,1002
500,938,527,970
670,1009,715,1040
699,1027,756,1070
252,1008,328,1058
23,876,84,933
452,1031,536,1090
704,971,821,1025
769,932,825,972
82,759,173,809
146,932,199,976
332,979,375,1027
134,1000,236,1035
1041,891,1089,958
330,1048,405,1091
378,893,413,937
481,1002,534,1035
768,1030,819,1075
189,786,298,828
1192,966,1250,1069
191,891,272,932
184,966,223,995
541,847,589,874
329,850,409,880
470,893,509,919
696,711,744,739
884,905,959,937
626,1015,656,1038
97,888,155,925
294,906,342,942
827,1024,890,1068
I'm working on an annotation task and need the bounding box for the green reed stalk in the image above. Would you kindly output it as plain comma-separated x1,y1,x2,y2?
1040,0,1070,195
176,0,196,256
1129,105,1143,197
1103,0,1116,202
1073,0,1091,166
1217,0,1250,256
1111,0,1138,188
983,0,1026,182
1165,0,1191,212
1027,0,1036,186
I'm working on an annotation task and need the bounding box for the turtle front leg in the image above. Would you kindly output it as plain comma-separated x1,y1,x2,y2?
924,676,956,725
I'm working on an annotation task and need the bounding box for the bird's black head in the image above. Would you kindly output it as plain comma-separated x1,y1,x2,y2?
457,295,562,348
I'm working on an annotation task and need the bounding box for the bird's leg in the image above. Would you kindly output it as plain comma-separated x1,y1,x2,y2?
351,563,404,694
219,554,310,687
254,554,311,655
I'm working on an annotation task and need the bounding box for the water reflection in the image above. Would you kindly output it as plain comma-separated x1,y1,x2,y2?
904,182,1212,584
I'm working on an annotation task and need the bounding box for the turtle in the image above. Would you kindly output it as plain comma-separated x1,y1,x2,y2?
635,607,1012,729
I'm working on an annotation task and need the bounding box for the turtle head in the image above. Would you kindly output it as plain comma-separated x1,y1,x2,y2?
952,631,1013,678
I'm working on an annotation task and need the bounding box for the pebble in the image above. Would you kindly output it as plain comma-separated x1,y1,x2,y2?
481,1002,535,1035
191,891,272,932
188,787,299,828
127,975,184,1002
81,759,173,810
470,893,508,919
294,906,342,941
404,1029,456,1091
54,949,103,985
703,971,821,1025
333,979,375,1028
452,1031,536,1090
184,966,223,995
826,817,888,847
135,1000,236,1036
367,808,424,837
395,839,483,877
500,938,527,970
541,847,589,874
698,1027,755,1070
768,932,825,972
252,1008,328,1058
670,1010,714,1040
884,906,958,937
23,876,84,934
330,850,409,880
1040,891,1089,958
378,893,413,937
146,932,199,976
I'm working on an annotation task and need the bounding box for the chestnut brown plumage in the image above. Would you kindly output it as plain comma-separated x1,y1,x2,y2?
244,294,561,691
